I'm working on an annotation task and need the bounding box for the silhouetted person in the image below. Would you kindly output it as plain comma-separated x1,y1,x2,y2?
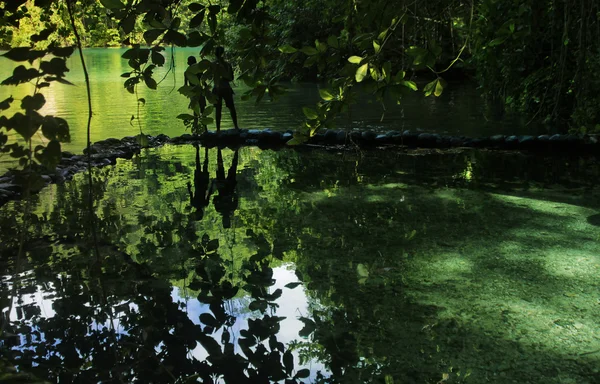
213,149,239,228
212,47,239,131
188,144,212,221
185,56,207,133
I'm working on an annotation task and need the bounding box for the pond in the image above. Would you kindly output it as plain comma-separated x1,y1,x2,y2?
1,144,599,383
0,48,538,169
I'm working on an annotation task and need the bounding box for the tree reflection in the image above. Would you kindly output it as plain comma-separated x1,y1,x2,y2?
1,145,599,383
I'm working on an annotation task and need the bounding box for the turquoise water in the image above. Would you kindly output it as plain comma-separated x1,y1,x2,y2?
1,145,599,383
0,48,531,157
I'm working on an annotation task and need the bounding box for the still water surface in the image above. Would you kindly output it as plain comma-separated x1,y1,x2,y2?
1,145,599,383
1,48,534,157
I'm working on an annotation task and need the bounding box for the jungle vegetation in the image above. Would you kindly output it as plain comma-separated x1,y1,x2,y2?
1,0,600,173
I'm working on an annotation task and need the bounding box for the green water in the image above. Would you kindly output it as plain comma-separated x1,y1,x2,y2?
1,145,599,383
1,49,531,160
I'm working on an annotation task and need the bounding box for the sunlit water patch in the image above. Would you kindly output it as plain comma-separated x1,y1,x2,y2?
0,145,599,383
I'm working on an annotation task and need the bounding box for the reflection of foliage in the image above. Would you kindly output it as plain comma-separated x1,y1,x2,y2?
1,145,600,383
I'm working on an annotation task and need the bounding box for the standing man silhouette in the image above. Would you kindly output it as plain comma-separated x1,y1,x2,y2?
212,47,239,132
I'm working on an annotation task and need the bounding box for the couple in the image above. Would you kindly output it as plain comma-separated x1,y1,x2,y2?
185,47,239,131
188,145,239,228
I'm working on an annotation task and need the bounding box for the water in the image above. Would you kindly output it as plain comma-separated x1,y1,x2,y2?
1,48,533,158
1,145,599,383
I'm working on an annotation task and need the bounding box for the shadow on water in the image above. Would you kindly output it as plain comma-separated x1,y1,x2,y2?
0,145,599,383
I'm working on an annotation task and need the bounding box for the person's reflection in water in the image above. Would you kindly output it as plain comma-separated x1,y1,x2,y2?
213,149,239,228
188,144,212,221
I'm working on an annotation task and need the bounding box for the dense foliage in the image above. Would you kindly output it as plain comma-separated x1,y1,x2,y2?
1,0,600,175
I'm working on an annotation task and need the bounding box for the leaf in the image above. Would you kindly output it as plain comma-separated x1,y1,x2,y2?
373,40,382,54
283,350,294,375
0,97,13,111
327,35,339,49
188,2,205,12
100,0,125,9
144,76,157,90
2,47,44,62
138,98,145,106
300,46,318,56
298,317,316,337
41,116,70,142
434,78,445,97
355,63,369,82
302,107,318,120
189,9,206,28
143,29,164,45
357,263,369,278
424,79,437,96
319,89,334,101
177,113,196,120
348,55,363,64
295,369,310,379
378,28,389,41
200,313,219,327
284,282,302,289
120,14,137,34
208,4,220,14
489,37,507,46
35,140,61,169
401,80,417,91
278,45,297,54
208,13,217,34
21,94,45,111
151,51,165,66
49,46,74,58
166,30,187,46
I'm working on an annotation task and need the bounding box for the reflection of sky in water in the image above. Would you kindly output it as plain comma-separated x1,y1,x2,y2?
4,265,327,379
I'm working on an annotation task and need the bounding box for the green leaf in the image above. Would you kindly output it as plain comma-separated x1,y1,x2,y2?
327,35,339,49
355,63,369,82
357,263,369,278
284,282,302,289
373,40,382,54
401,80,417,91
348,55,363,64
100,0,125,9
423,79,436,96
319,89,334,101
138,98,145,106
489,37,507,47
278,45,297,54
434,78,445,97
378,28,388,41
177,113,196,120
300,46,318,56
382,61,392,82
302,107,318,120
